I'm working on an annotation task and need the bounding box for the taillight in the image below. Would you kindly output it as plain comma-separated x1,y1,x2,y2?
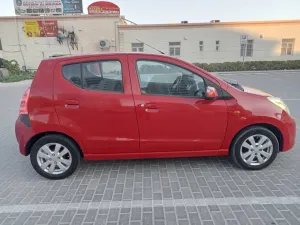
19,87,30,115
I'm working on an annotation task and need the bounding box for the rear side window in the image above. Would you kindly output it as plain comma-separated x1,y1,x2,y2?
82,61,123,92
62,60,123,93
62,64,82,87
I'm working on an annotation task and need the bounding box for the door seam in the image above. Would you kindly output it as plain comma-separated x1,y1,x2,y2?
126,55,142,152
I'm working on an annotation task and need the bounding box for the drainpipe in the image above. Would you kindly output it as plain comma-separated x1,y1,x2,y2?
114,21,119,51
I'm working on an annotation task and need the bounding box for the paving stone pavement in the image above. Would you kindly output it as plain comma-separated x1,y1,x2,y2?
0,71,300,225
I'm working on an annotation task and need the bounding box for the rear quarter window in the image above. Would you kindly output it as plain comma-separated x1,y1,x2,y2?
62,64,82,87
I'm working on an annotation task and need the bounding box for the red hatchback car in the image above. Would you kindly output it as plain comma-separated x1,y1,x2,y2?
15,53,296,179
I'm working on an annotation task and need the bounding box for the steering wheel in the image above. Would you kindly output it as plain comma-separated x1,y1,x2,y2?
193,89,205,97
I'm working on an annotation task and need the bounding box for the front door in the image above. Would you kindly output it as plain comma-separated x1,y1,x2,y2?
54,55,139,155
128,55,228,153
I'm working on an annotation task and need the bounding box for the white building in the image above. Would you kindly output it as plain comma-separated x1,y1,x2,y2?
120,20,300,63
0,14,299,69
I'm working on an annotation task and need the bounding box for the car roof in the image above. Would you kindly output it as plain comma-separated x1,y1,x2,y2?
45,52,171,62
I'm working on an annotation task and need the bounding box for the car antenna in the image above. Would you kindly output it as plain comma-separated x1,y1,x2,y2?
136,39,165,54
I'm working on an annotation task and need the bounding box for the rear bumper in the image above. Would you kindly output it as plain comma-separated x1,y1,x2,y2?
281,113,296,152
15,115,34,156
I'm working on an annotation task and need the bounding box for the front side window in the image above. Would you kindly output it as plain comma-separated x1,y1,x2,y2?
169,42,181,56
62,60,123,93
281,39,295,55
132,43,144,52
136,60,206,98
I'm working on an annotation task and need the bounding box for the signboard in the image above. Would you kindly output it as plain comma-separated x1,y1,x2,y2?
24,20,58,38
14,0,83,15
61,0,83,14
88,1,120,15
240,35,248,44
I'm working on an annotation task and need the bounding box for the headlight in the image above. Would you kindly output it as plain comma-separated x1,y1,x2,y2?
267,97,290,115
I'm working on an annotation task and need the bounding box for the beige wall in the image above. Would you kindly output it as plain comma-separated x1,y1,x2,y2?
1,17,300,69
0,15,119,69
119,21,300,63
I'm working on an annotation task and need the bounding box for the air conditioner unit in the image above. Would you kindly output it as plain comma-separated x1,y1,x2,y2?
99,40,110,49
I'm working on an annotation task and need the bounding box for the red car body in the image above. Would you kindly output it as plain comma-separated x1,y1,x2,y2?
15,53,296,161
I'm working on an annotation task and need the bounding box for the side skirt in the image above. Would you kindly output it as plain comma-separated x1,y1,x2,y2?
84,149,229,160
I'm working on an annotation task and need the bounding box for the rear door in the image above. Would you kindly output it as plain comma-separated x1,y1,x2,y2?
53,54,139,155
128,54,228,153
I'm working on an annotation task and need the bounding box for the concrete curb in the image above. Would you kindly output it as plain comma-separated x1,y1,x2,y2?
214,70,300,75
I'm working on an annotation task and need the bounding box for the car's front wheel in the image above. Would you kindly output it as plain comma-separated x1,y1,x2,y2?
231,126,279,170
30,134,81,179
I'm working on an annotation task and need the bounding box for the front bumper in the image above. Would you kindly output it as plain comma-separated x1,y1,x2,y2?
281,112,296,152
15,115,34,156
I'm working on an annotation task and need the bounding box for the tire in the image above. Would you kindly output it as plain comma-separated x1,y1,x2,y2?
30,134,81,179
230,126,279,170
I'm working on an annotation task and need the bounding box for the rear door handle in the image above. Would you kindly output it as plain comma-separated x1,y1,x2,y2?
145,104,158,109
141,104,159,112
65,100,79,109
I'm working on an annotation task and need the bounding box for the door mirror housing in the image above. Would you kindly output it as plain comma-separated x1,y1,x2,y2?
205,86,218,100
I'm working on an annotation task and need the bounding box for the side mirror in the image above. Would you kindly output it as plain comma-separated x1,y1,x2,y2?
205,86,218,100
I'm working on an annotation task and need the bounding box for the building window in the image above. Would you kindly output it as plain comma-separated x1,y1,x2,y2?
216,40,220,51
246,40,253,56
169,42,181,56
199,41,204,51
240,40,253,57
281,39,295,55
0,38,2,51
131,43,144,52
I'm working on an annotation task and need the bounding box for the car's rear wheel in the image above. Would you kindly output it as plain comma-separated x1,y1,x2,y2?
230,126,279,170
30,134,80,179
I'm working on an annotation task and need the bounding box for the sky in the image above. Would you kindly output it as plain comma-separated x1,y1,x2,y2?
1,0,300,24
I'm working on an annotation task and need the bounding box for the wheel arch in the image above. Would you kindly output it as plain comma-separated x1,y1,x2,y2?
25,132,84,157
229,123,283,153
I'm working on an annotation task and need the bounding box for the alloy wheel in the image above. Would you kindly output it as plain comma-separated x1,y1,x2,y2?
36,143,72,175
240,134,273,166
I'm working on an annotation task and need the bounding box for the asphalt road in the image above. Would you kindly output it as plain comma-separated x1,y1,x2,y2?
0,71,300,225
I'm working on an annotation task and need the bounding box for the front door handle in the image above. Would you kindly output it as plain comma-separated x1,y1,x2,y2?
65,100,79,109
